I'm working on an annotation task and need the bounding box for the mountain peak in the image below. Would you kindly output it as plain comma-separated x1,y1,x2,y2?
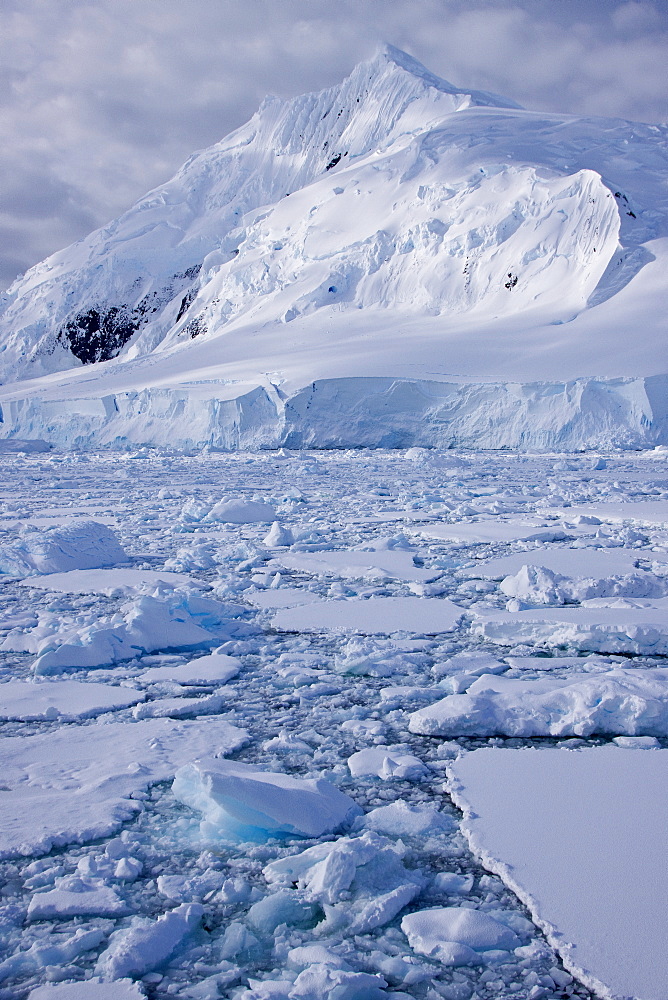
364,43,522,111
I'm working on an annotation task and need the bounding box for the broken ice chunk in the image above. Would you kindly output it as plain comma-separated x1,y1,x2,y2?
0,520,127,578
172,758,361,841
291,966,387,1000
205,499,277,523
347,747,427,781
139,651,241,685
362,801,455,837
401,907,520,965
27,876,129,919
95,902,203,979
246,891,319,934
409,668,668,738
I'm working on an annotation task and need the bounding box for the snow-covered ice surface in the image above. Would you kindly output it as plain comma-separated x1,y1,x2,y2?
447,747,668,1000
0,47,666,451
0,446,666,999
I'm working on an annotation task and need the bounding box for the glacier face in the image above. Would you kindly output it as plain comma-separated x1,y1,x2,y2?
0,44,666,450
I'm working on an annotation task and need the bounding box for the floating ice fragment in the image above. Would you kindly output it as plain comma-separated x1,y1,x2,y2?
31,591,245,675
447,746,668,999
205,499,277,523
401,907,520,964
263,521,294,546
272,596,465,634
0,717,247,859
473,604,668,655
0,679,144,721
20,567,203,595
139,650,240,685
431,872,474,895
95,902,203,979
172,758,361,841
409,668,668,737
246,891,319,934
347,746,427,781
0,521,127,578
362,801,455,837
27,876,129,919
28,980,145,999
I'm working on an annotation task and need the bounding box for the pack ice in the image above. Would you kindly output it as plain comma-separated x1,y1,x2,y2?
0,46,666,450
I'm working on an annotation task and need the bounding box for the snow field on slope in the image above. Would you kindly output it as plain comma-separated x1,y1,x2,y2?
0,49,667,457
0,447,666,999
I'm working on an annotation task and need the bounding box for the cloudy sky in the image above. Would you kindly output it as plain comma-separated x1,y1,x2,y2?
1,0,667,290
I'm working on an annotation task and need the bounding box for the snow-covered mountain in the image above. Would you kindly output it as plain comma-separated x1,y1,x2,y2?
0,45,666,450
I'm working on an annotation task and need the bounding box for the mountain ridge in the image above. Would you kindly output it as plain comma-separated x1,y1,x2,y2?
0,46,666,450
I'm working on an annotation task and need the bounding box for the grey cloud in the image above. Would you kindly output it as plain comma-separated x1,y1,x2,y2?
1,0,667,291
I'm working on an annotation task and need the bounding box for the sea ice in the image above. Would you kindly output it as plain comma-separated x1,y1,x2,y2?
361,801,455,837
419,522,568,545
474,604,668,654
21,567,202,595
409,667,668,737
244,588,321,610
272,596,465,634
138,651,241,685
172,758,361,841
264,830,422,930
0,521,126,577
347,746,427,781
29,591,245,674
0,717,247,857
0,679,144,721
27,876,129,919
447,747,668,999
204,499,277,523
272,548,440,583
28,981,145,999
95,902,203,979
401,907,521,965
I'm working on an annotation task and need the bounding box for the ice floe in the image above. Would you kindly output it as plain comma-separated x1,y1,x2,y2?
271,548,440,584
0,679,144,721
447,747,668,999
22,591,248,675
473,603,668,654
204,500,278,523
420,521,569,545
95,902,203,979
172,758,361,841
20,567,203,595
0,521,126,578
0,717,247,857
347,746,428,781
28,981,145,999
401,907,521,965
409,667,668,737
272,597,465,634
138,650,241,685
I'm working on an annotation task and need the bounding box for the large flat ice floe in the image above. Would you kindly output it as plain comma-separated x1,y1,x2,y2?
447,747,668,1000
0,679,144,721
0,718,247,857
271,596,465,634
